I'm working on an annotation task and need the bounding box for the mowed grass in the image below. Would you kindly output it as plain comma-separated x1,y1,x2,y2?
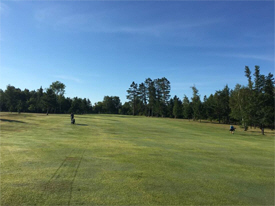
0,112,274,205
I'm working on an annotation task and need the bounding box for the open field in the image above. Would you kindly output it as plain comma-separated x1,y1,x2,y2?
0,112,274,205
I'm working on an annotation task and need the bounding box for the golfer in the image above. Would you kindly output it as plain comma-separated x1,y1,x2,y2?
71,113,75,124
229,125,235,134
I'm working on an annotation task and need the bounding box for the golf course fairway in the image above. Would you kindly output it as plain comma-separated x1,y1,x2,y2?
1,112,274,205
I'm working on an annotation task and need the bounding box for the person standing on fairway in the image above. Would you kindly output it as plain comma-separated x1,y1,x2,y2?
230,125,235,134
71,113,75,124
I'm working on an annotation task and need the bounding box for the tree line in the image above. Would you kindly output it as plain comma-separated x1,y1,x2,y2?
0,81,93,115
124,66,274,135
0,66,274,134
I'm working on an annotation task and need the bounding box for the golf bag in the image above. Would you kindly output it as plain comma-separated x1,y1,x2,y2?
71,118,75,124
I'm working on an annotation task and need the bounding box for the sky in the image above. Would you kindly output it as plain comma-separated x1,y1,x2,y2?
0,1,274,104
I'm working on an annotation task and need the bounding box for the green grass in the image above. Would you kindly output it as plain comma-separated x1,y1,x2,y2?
1,112,274,205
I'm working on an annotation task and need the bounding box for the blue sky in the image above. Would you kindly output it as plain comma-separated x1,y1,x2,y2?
0,1,274,104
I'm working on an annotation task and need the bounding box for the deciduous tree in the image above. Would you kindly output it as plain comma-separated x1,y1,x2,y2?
50,81,66,113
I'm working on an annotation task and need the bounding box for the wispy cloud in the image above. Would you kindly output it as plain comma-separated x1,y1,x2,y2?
34,6,223,37
0,2,9,15
233,54,274,62
209,52,274,62
54,75,82,83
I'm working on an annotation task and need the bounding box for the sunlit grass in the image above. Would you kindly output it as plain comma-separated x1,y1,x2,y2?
1,112,274,205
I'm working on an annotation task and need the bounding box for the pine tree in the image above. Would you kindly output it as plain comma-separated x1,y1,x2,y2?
173,95,182,118
191,86,201,121
138,83,147,115
126,82,138,115
182,95,192,120
145,78,156,117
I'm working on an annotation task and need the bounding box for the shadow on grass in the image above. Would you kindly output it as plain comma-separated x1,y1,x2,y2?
0,119,26,123
75,116,89,118
239,130,274,135
198,120,224,124
75,123,88,126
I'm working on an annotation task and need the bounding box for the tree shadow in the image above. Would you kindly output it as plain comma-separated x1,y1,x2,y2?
0,119,26,123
